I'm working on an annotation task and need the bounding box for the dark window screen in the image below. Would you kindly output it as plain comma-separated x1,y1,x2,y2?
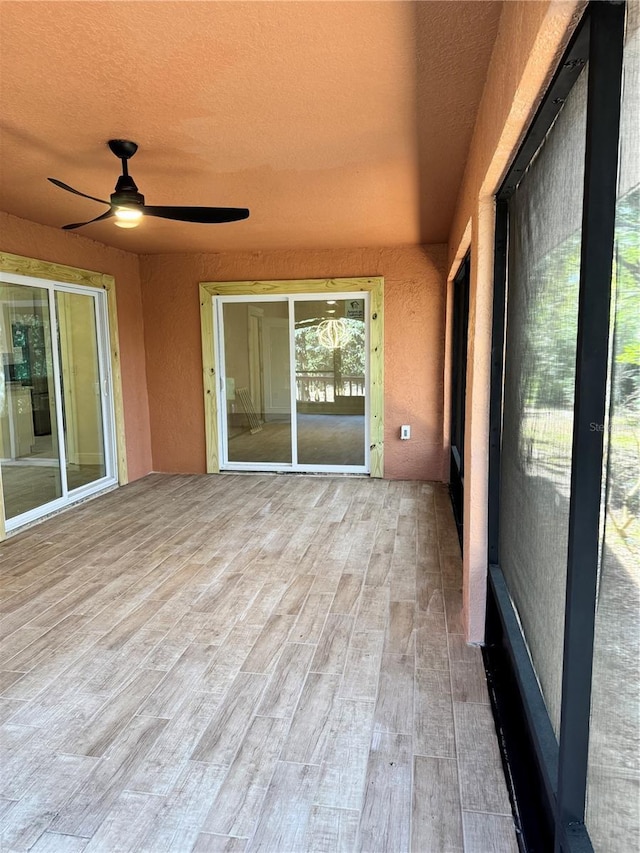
499,68,588,735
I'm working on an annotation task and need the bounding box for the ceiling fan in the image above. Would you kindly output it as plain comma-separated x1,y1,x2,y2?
48,139,250,230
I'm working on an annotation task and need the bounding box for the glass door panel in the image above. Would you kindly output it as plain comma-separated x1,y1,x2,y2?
0,281,62,520
294,297,366,467
222,300,292,464
56,291,106,490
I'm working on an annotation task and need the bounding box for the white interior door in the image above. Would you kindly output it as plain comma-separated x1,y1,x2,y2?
261,318,290,420
247,306,264,420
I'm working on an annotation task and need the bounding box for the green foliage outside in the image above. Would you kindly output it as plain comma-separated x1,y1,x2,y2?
523,187,639,555
295,318,366,378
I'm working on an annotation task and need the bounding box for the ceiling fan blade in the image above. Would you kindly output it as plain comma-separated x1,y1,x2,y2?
62,209,115,230
48,178,110,206
142,205,250,224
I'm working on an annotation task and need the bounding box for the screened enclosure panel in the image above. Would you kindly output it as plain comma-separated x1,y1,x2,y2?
499,67,588,735
586,4,640,849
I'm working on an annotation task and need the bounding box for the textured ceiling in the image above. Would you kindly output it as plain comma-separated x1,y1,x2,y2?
0,1,502,255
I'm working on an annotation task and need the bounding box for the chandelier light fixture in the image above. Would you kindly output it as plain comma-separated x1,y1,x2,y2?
317,318,351,349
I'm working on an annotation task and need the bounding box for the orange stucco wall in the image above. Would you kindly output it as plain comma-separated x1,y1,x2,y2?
139,245,448,480
0,212,153,482
445,0,585,641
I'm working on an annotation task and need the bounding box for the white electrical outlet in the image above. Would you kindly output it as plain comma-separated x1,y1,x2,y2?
400,424,411,440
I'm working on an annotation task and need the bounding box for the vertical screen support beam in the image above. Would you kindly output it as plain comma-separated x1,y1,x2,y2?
449,252,471,543
487,200,508,566
556,3,625,849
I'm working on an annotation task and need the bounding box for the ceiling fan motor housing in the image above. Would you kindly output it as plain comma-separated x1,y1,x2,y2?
112,174,145,208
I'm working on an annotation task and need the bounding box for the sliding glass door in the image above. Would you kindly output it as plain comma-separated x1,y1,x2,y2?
1,273,117,531
217,293,368,472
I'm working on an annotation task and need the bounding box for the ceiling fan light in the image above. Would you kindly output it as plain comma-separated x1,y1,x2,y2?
114,206,143,225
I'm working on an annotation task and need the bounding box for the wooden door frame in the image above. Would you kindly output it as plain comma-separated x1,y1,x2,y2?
199,276,384,477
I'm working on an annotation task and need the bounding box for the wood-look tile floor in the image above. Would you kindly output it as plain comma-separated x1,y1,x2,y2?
0,474,518,852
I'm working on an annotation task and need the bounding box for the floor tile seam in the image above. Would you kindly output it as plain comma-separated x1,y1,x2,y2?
365,525,406,754
346,634,384,652
133,663,214,719
186,573,246,613
413,661,458,770
70,516,195,575
32,828,90,843
119,786,166,800
209,833,251,840
446,605,466,836
60,711,172,759
308,631,357,680
460,806,515,818
0,669,31,699
372,724,414,737
238,659,289,679
0,566,106,614
0,517,157,577
250,753,322,767
47,680,162,754
1,620,110,675
235,593,364,824
412,747,458,760
202,660,302,778
452,697,491,707
292,591,338,661
0,666,30,682
309,802,361,815
240,752,323,853
182,757,244,837
319,686,377,818
0,576,88,623
3,677,106,731
252,711,298,722
255,645,316,719
93,618,173,659
73,591,177,643
243,739,322,853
